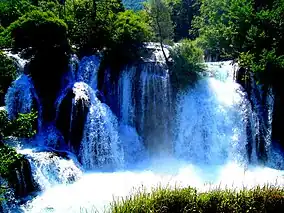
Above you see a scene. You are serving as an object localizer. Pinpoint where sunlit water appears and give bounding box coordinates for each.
[20,160,284,213]
[2,57,282,212]
[18,60,284,213]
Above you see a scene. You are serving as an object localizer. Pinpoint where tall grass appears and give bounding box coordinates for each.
[110,185,284,213]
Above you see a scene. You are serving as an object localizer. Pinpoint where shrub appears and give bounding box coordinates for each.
[0,145,23,179]
[170,39,205,90]
[0,109,9,140]
[0,109,37,139]
[106,9,153,67]
[3,10,69,57]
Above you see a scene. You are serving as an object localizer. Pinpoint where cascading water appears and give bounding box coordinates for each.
[175,61,249,165]
[76,82,124,170]
[4,51,28,74]
[118,63,173,157]
[2,53,283,213]
[5,75,39,120]
[17,148,82,191]
[55,56,125,170]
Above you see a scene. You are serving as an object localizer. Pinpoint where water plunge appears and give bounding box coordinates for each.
[3,56,284,212]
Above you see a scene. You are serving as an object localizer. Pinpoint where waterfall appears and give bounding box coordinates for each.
[4,51,28,74]
[17,148,82,191]
[118,63,173,157]
[2,48,283,213]
[76,56,100,90]
[55,56,124,170]
[174,61,281,166]
[76,82,124,170]
[5,74,41,122]
[174,73,249,165]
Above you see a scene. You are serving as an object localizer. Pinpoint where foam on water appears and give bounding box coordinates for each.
[9,59,284,213]
[20,161,284,213]
[17,148,83,191]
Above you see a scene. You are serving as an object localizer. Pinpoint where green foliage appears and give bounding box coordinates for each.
[0,143,29,201]
[4,10,69,56]
[67,0,125,55]
[0,0,34,28]
[167,0,201,41]
[144,0,174,44]
[0,109,37,139]
[111,186,284,212]
[194,0,284,87]
[0,52,17,105]
[114,10,152,44]
[112,10,153,60]
[8,111,38,138]
[170,39,205,89]
[0,109,9,140]
[0,145,23,179]
[193,0,253,60]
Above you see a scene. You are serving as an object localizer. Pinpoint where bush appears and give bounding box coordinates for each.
[111,186,284,213]
[0,109,37,139]
[105,9,153,68]
[0,52,17,106]
[3,10,69,56]
[0,109,9,140]
[0,0,34,28]
[0,145,23,180]
[170,39,205,90]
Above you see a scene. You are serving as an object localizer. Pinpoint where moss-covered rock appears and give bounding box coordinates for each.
[0,144,37,198]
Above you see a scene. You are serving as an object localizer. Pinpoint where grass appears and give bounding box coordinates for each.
[110,185,284,213]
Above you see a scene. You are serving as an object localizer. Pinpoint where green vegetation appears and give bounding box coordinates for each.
[0,108,37,199]
[0,142,36,200]
[170,39,205,89]
[0,109,37,139]
[5,10,69,55]
[0,52,17,105]
[0,143,24,200]
[111,186,284,212]
[0,144,23,180]
[193,0,284,87]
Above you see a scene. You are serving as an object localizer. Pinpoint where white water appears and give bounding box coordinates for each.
[20,161,284,213]
[17,60,284,213]
[18,148,83,191]
[77,82,124,170]
[5,75,36,119]
[175,62,248,165]
[118,63,172,157]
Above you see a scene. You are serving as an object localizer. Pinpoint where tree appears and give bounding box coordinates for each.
[67,0,124,55]
[193,0,254,61]
[168,0,201,41]
[0,0,35,28]
[104,9,152,70]
[3,10,69,57]
[145,0,174,64]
